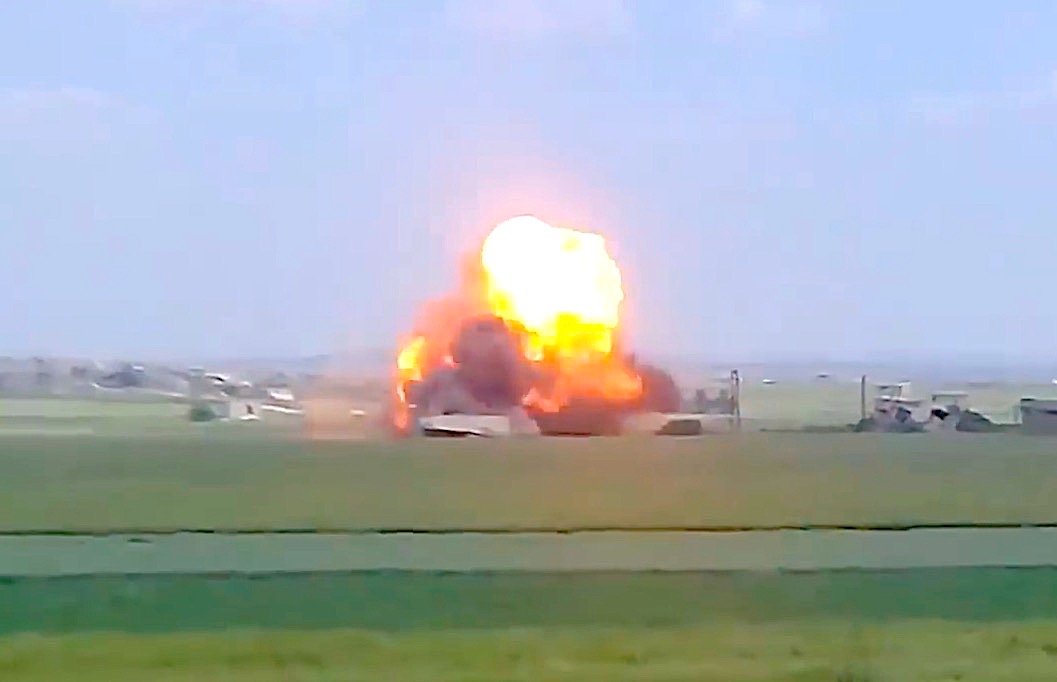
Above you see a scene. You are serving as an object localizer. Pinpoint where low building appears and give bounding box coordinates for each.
[1020,398,1057,435]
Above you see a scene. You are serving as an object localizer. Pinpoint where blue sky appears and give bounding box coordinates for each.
[2,1,1056,363]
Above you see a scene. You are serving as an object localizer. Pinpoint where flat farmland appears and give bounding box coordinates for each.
[2,433,1057,532]
[6,411,1057,680]
[7,569,1057,634]
[6,621,1057,680]
[8,619,1057,682]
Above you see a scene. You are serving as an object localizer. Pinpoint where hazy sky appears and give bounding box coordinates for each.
[2,1,1056,362]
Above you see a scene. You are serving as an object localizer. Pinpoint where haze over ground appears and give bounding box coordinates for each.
[2,1,1055,366]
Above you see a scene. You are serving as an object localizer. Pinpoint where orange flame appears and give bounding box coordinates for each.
[393,215,641,428]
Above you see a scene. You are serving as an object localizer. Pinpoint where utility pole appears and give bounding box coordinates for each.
[860,375,868,421]
[730,369,741,430]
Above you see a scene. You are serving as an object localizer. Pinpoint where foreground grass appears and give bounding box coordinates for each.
[5,621,1057,681]
[4,434,1057,532]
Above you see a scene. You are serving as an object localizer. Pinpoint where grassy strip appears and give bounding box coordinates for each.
[5,569,1057,634]
[4,434,1057,532]
[6,621,1057,681]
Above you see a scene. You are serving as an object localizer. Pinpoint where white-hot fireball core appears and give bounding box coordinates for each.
[480,215,624,355]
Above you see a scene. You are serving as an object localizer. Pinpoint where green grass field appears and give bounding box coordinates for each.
[6,570,1057,680]
[9,620,1057,681]
[7,569,1057,634]
[2,432,1057,532]
[6,395,1057,679]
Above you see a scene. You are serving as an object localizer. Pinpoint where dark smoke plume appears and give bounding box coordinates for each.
[409,315,531,418]
[409,316,682,435]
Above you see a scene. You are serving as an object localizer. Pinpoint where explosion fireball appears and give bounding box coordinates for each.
[393,215,644,432]
[482,216,623,358]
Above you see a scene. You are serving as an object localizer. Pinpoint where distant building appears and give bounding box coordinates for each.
[1020,399,1057,435]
